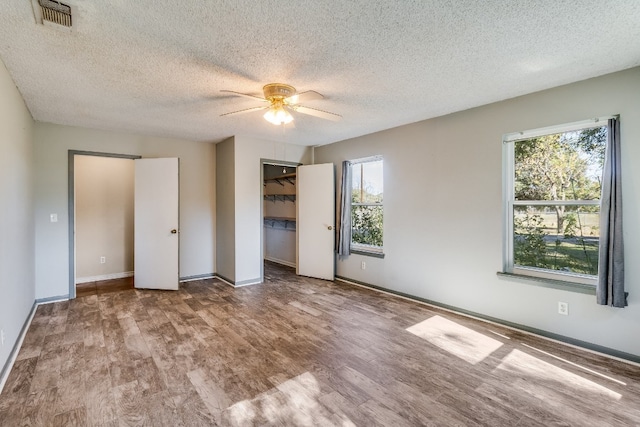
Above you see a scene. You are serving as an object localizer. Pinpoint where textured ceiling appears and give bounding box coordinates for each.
[0,1,639,146]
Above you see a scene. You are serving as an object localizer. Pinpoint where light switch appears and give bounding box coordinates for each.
[50,213,58,223]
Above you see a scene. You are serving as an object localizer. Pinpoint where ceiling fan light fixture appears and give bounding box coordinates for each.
[222,82,340,124]
[264,105,293,125]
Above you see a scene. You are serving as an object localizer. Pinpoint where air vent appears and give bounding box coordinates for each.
[32,0,73,29]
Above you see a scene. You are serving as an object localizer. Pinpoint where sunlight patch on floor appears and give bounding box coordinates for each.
[494,349,621,400]
[225,372,355,426]
[521,343,627,386]
[406,315,503,364]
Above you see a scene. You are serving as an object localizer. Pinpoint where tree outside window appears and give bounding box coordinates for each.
[351,158,383,250]
[512,125,606,277]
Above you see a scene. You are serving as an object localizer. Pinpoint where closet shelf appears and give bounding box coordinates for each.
[264,216,296,222]
[264,173,296,186]
[263,216,296,229]
[264,194,296,203]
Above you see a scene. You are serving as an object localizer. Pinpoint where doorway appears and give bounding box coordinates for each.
[261,159,300,281]
[68,151,140,299]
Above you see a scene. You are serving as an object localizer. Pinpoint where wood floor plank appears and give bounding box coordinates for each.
[52,406,87,427]
[317,390,365,426]
[2,262,639,426]
[144,390,185,427]
[112,380,150,426]
[173,389,218,426]
[288,300,323,317]
[54,369,86,415]
[124,333,152,360]
[15,325,48,361]
[134,357,166,396]
[357,399,415,427]
[18,386,59,426]
[84,367,119,427]
[187,367,231,423]
[48,312,69,336]
[338,364,439,426]
[28,352,63,392]
[1,357,38,400]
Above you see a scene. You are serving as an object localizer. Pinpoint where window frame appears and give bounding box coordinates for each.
[502,117,614,286]
[350,155,384,256]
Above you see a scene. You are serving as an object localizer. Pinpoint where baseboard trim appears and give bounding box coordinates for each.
[75,271,134,284]
[234,277,262,287]
[264,257,296,268]
[335,275,640,366]
[213,273,236,288]
[212,273,263,288]
[36,294,70,304]
[182,272,265,288]
[0,302,37,394]
[180,273,215,282]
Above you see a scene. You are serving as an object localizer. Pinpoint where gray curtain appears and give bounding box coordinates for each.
[597,118,627,307]
[338,161,352,257]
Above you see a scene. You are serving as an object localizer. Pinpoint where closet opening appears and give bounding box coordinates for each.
[261,160,300,280]
[68,151,140,298]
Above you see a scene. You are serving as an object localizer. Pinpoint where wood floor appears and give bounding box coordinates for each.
[76,277,134,298]
[1,262,639,426]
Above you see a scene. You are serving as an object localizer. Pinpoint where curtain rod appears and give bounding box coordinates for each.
[504,115,618,143]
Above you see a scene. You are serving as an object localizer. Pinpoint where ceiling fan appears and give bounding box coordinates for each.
[220,83,342,125]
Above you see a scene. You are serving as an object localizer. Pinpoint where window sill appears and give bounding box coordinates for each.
[351,248,385,259]
[497,271,596,295]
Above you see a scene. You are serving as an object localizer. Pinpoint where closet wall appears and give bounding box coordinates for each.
[216,136,309,285]
[263,164,296,267]
[75,155,134,282]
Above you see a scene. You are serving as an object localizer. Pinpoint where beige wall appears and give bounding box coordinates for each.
[264,226,296,267]
[75,155,134,280]
[215,137,235,282]
[34,123,216,299]
[235,136,311,284]
[216,136,310,285]
[315,67,640,357]
[0,59,35,372]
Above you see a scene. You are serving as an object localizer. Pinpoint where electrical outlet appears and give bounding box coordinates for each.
[100,256,106,264]
[558,302,569,315]
[50,213,58,223]
[361,261,366,270]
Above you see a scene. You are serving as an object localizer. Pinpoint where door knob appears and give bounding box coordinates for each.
[327,226,333,230]
[171,229,177,234]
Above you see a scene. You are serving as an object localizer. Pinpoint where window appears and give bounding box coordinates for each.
[504,119,608,284]
[351,157,383,254]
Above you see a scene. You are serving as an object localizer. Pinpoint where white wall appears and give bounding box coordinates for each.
[33,123,216,299]
[0,59,35,372]
[75,155,134,280]
[315,67,640,357]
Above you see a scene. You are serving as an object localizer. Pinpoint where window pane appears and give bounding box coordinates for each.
[513,205,599,275]
[352,163,361,197]
[514,126,606,201]
[352,205,383,247]
[352,160,383,203]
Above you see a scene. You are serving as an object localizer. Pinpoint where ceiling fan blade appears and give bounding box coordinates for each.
[286,90,324,105]
[220,90,268,102]
[220,106,267,117]
[292,105,342,122]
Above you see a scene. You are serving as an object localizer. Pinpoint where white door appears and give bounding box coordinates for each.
[297,163,335,280]
[134,158,179,290]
